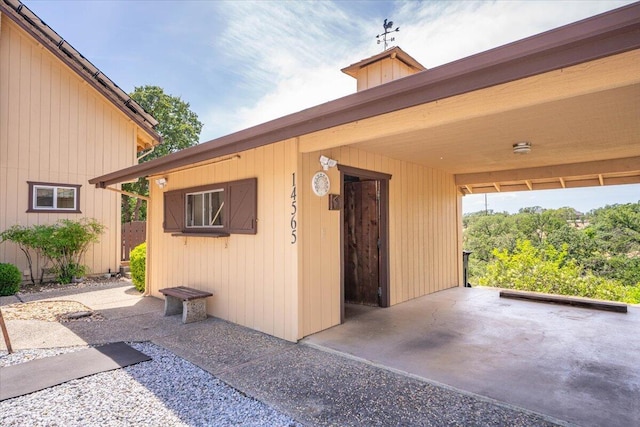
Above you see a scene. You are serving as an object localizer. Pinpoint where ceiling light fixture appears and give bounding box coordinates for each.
[513,141,532,154]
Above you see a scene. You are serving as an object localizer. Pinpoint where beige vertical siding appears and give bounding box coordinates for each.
[298,151,342,336]
[143,127,458,343]
[356,56,418,91]
[0,16,137,278]
[146,139,300,342]
[300,146,460,337]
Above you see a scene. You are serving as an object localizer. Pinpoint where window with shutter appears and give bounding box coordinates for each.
[163,191,184,232]
[162,178,257,236]
[228,178,257,234]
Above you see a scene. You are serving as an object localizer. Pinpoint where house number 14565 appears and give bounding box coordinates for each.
[290,173,297,244]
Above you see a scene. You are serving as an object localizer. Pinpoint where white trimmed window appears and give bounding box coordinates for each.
[186,188,224,228]
[28,182,81,213]
[163,178,257,236]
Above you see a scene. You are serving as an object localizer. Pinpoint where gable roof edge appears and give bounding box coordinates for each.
[1,0,162,145]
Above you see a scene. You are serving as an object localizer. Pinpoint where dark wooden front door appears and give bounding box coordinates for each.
[344,180,380,306]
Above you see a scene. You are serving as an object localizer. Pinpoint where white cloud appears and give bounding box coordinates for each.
[214,1,363,91]
[199,0,371,140]
[201,0,631,141]
[200,63,355,141]
[236,65,354,130]
[391,0,631,67]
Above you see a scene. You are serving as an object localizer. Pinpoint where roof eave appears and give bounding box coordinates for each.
[89,2,640,188]
[0,0,162,145]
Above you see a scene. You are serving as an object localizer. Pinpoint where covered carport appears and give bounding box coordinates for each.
[297,7,639,326]
[304,5,639,426]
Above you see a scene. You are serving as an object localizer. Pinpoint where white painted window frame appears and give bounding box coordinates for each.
[185,188,225,229]
[32,184,79,211]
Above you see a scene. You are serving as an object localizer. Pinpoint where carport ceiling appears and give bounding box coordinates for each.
[301,50,640,195]
[358,85,638,175]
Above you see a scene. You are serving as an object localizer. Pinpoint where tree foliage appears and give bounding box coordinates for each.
[122,85,203,222]
[463,211,518,279]
[479,240,640,304]
[588,202,640,255]
[464,201,640,302]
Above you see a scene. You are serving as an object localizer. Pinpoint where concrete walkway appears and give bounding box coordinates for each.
[1,282,631,426]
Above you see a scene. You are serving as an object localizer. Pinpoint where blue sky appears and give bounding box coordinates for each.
[23,0,638,214]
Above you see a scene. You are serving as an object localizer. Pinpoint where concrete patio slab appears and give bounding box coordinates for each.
[1,319,90,349]
[304,286,640,427]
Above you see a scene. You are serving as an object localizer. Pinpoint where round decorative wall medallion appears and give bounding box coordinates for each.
[312,171,330,196]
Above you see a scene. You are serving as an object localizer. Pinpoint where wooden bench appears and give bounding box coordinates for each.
[158,286,213,323]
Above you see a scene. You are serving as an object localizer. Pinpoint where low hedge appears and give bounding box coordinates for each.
[130,242,146,292]
[0,263,22,296]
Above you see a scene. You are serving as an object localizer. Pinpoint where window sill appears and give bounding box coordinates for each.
[27,209,81,214]
[170,232,230,238]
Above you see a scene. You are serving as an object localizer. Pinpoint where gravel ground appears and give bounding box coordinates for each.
[1,300,102,322]
[0,342,300,427]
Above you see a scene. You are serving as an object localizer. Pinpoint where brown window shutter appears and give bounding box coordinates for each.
[163,190,184,232]
[228,178,257,234]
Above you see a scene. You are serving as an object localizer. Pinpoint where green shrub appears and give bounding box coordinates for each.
[478,240,640,304]
[130,242,146,292]
[0,263,22,296]
[0,225,48,285]
[1,219,104,285]
[44,219,104,284]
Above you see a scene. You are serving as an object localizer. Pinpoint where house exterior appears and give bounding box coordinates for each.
[0,0,161,279]
[91,4,640,342]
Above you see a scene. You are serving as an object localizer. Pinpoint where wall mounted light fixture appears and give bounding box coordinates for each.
[319,155,338,171]
[155,177,167,188]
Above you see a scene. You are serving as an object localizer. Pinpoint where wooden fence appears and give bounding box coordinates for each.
[121,221,146,261]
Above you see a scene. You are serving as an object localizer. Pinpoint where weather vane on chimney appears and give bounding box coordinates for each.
[376,18,399,51]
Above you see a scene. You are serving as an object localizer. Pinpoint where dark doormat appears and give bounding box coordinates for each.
[0,342,151,401]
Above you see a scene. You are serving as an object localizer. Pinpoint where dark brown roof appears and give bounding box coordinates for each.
[90,2,640,188]
[1,0,162,145]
